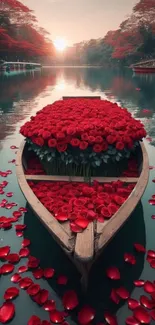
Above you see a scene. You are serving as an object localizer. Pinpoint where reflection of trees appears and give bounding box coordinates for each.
[0,69,57,141]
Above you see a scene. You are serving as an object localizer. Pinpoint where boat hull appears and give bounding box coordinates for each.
[133,67,155,73]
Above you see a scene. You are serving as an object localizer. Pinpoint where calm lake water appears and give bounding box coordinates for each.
[0,67,155,324]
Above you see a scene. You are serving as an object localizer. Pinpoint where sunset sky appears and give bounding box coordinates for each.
[22,0,137,44]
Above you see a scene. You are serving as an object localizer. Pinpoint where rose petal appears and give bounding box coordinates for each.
[75,218,90,229]
[13,211,22,218]
[147,250,155,259]
[16,231,23,237]
[134,280,144,287]
[78,306,96,325]
[140,295,154,309]
[106,266,120,280]
[125,316,140,325]
[37,289,49,305]
[62,290,79,310]
[10,145,18,149]
[15,224,26,231]
[1,263,14,274]
[110,289,120,304]
[149,199,155,205]
[21,238,31,247]
[32,268,43,279]
[116,287,129,300]
[0,246,10,258]
[144,281,155,293]
[18,265,28,273]
[150,309,155,320]
[50,310,64,323]
[19,277,33,289]
[43,300,56,311]
[6,192,13,198]
[0,301,15,323]
[55,213,68,221]
[42,321,51,325]
[7,253,20,264]
[11,273,21,283]
[134,243,146,253]
[19,248,30,258]
[70,222,83,233]
[104,312,118,325]
[27,284,40,296]
[124,253,136,265]
[19,207,27,212]
[28,256,40,268]
[151,215,155,219]
[150,260,155,268]
[133,307,151,324]
[28,315,41,325]
[43,268,55,278]
[4,287,19,300]
[57,275,68,285]
[128,298,140,310]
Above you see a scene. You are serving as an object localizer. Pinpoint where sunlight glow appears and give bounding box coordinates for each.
[53,38,67,52]
[55,79,66,90]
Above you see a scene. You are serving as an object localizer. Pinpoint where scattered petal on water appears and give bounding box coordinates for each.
[147,250,155,259]
[28,315,41,325]
[42,321,51,325]
[13,211,22,218]
[19,207,27,213]
[50,310,64,323]
[10,145,18,149]
[19,277,33,289]
[140,295,154,309]
[124,253,136,265]
[150,310,155,320]
[6,192,13,198]
[104,311,118,325]
[22,238,31,247]
[28,256,40,269]
[106,266,120,280]
[15,224,26,231]
[0,246,10,258]
[134,243,146,253]
[151,215,155,219]
[133,307,151,324]
[43,300,56,311]
[134,280,144,287]
[19,248,30,258]
[4,287,19,300]
[125,316,140,325]
[78,306,96,325]
[116,287,129,300]
[43,268,55,278]
[128,298,140,310]
[148,199,155,205]
[7,253,20,264]
[110,289,120,304]
[16,231,23,237]
[27,284,40,296]
[11,273,21,283]
[32,268,43,279]
[1,263,14,274]
[62,290,79,310]
[0,301,15,323]
[18,265,28,273]
[150,260,155,268]
[37,289,49,305]
[144,281,155,293]
[57,275,68,285]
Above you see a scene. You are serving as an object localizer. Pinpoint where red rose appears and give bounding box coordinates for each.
[107,135,116,144]
[57,143,67,152]
[93,144,103,153]
[48,139,57,148]
[95,136,103,144]
[42,131,51,139]
[116,142,125,150]
[79,141,88,150]
[70,138,80,147]
[34,137,44,146]
[102,141,108,151]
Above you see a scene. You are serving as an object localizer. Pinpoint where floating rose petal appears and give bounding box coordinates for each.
[0,190,5,195]
[62,290,79,310]
[35,289,49,305]
[7,253,20,264]
[150,260,155,268]
[19,277,33,289]
[140,295,154,309]
[6,170,12,175]
[150,310,155,320]
[0,217,8,224]
[43,268,55,278]
[5,204,14,209]
[134,280,145,287]
[43,299,56,311]
[8,159,16,163]
[0,301,15,323]
[55,214,68,221]
[27,284,40,296]
[125,316,140,325]
[151,215,155,219]
[10,145,18,149]
[28,256,40,269]
[116,287,129,300]
[134,243,146,253]
[136,88,141,91]
[0,246,10,258]
[28,315,41,325]
[144,281,155,293]
[4,287,19,300]
[78,306,96,325]
[106,266,120,280]
[75,218,90,229]
[32,268,43,279]
[70,222,83,233]
[11,273,21,283]
[124,253,136,265]
[57,275,68,285]
[128,298,140,310]
[15,224,26,231]
[42,321,51,325]
[18,265,28,273]
[19,248,30,258]
[149,199,155,205]
[147,250,155,259]
[134,307,151,324]
[1,263,14,274]
[22,238,31,247]
[13,211,22,218]
[149,166,155,170]
[110,289,120,304]
[50,310,64,323]
[2,222,12,230]
[104,312,118,325]
[16,231,23,237]
[6,192,13,198]
[19,207,27,213]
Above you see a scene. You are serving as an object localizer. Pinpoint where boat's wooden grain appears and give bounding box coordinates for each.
[75,222,94,262]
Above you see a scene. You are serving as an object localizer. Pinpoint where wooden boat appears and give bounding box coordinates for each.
[16,96,149,291]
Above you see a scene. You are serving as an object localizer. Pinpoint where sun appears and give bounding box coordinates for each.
[53,38,67,52]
